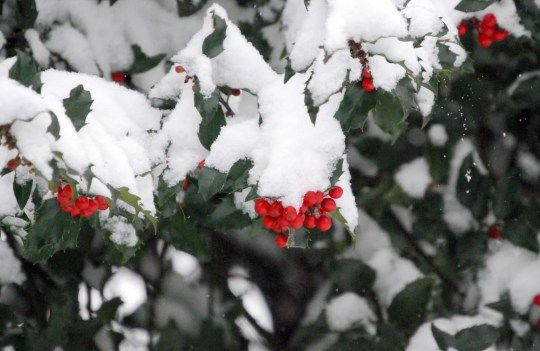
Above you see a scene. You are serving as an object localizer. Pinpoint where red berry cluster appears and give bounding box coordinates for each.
[254,186,343,248]
[348,40,376,93]
[56,184,109,218]
[111,71,127,84]
[458,13,509,47]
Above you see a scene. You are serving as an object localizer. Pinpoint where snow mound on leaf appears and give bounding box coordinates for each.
[161,5,358,230]
[0,62,160,215]
[325,292,375,333]
[0,239,25,285]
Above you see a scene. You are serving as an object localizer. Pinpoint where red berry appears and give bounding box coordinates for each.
[75,196,90,210]
[328,186,343,199]
[231,89,241,96]
[316,216,332,232]
[262,216,275,230]
[254,199,270,216]
[362,78,376,93]
[57,184,74,205]
[95,195,109,210]
[321,198,337,212]
[291,214,304,230]
[533,294,540,306]
[175,65,185,73]
[304,215,317,229]
[493,29,509,41]
[275,233,288,248]
[472,19,481,30]
[182,179,190,190]
[70,207,81,217]
[111,71,126,83]
[483,27,495,38]
[478,33,493,47]
[362,67,372,80]
[88,199,99,212]
[458,21,468,36]
[197,159,205,170]
[268,201,283,218]
[488,225,502,239]
[314,191,324,205]
[482,13,497,28]
[283,206,297,222]
[299,204,308,214]
[6,158,19,171]
[304,191,318,207]
[81,208,94,218]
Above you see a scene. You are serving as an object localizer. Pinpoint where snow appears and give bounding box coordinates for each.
[394,157,432,199]
[428,124,449,147]
[417,86,435,118]
[24,29,50,68]
[0,239,25,285]
[103,268,147,317]
[103,216,138,247]
[0,79,48,125]
[325,292,375,333]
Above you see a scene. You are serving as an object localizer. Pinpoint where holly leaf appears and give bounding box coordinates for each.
[332,259,376,294]
[47,112,61,139]
[13,178,33,210]
[225,159,253,193]
[304,86,319,124]
[206,197,251,230]
[456,154,490,220]
[454,324,499,351]
[334,86,377,132]
[329,158,344,186]
[284,58,295,83]
[97,297,122,323]
[245,185,258,201]
[437,43,458,68]
[372,91,406,143]
[431,324,455,351]
[63,85,93,132]
[9,50,42,93]
[455,0,497,12]
[24,199,81,263]
[194,89,226,150]
[202,14,227,59]
[493,169,520,219]
[14,0,37,29]
[503,215,538,252]
[161,213,210,261]
[198,167,227,200]
[388,277,433,332]
[129,45,166,74]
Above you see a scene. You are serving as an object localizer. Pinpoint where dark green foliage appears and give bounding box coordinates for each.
[63,85,93,131]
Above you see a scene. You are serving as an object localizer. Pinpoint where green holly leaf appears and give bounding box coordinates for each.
[329,158,344,186]
[456,154,490,220]
[332,259,376,294]
[198,167,227,200]
[225,158,253,193]
[14,0,37,29]
[202,14,227,59]
[284,58,295,83]
[437,43,458,68]
[97,297,122,323]
[194,89,226,150]
[13,178,33,210]
[372,91,406,143]
[388,277,433,332]
[63,85,93,132]
[431,324,455,351]
[454,324,499,351]
[455,0,497,12]
[129,45,166,74]
[161,213,210,261]
[206,197,251,230]
[9,50,42,93]
[334,86,377,132]
[503,215,539,252]
[24,199,81,263]
[305,85,319,124]
[493,169,520,219]
[245,185,258,201]
[47,112,61,140]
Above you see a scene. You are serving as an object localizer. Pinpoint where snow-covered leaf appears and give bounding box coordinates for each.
[13,178,32,210]
[202,14,227,59]
[455,0,497,12]
[388,277,433,332]
[334,86,376,132]
[194,89,226,150]
[9,50,42,93]
[129,45,166,74]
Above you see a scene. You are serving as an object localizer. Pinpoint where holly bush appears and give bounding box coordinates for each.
[0,0,539,350]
